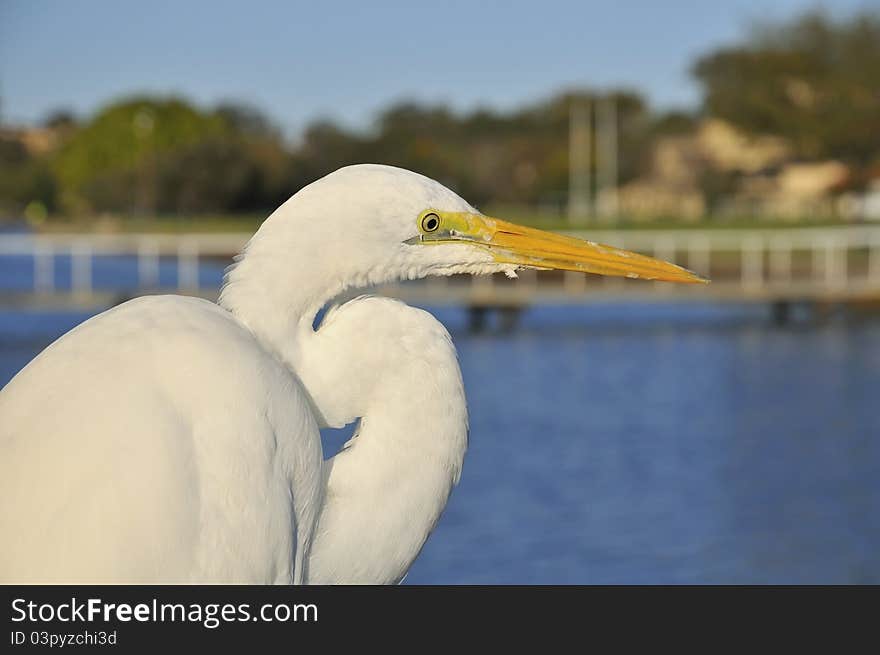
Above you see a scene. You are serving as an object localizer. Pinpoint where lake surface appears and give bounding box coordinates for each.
[1,255,878,583]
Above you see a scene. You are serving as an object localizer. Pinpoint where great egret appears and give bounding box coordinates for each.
[0,165,705,583]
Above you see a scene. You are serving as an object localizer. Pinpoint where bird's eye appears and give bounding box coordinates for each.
[421,213,440,232]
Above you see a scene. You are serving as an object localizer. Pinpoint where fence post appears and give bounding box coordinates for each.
[811,236,823,284]
[34,242,55,294]
[870,232,880,284]
[71,240,93,297]
[138,239,160,289]
[178,240,200,291]
[653,236,676,292]
[823,236,845,290]
[741,235,764,290]
[768,236,792,284]
[687,234,711,281]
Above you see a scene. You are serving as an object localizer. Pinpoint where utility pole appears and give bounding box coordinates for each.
[596,95,618,220]
[568,97,592,224]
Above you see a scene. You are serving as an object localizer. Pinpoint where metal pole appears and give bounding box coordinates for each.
[597,96,618,220]
[568,98,591,224]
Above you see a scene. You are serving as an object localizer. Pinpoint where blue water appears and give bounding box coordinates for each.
[408,306,880,584]
[1,256,879,583]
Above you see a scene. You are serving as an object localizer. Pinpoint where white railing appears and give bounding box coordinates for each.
[1,226,880,306]
[0,233,247,296]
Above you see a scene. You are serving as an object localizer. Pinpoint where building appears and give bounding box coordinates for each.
[616,118,859,221]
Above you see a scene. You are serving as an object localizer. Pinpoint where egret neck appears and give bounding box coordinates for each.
[219,184,472,584]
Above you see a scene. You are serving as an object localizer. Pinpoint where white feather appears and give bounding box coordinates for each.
[0,164,508,583]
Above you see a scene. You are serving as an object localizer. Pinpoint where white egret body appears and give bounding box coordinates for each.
[0,165,704,583]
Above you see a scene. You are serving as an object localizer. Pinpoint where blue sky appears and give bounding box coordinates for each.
[0,0,873,137]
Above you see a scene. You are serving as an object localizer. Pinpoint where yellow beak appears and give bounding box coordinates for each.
[416,211,709,284]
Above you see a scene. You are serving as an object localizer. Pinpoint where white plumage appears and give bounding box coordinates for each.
[0,164,703,583]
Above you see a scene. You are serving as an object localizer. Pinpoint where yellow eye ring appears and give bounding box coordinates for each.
[421,213,440,232]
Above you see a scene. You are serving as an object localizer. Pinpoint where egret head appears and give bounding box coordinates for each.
[221,164,706,337]
[258,164,706,286]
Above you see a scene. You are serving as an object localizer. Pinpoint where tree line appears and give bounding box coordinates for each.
[1,9,877,220]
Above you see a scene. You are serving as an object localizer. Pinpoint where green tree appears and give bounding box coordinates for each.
[693,10,880,164]
[50,97,297,215]
[278,90,654,210]
[53,97,228,213]
[0,136,56,218]
[13,88,663,219]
